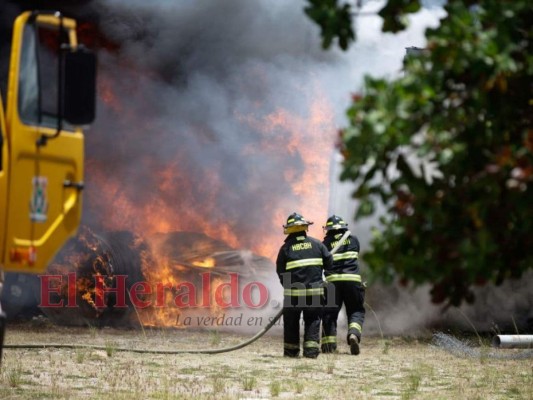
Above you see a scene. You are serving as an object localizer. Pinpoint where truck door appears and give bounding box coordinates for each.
[2,12,95,273]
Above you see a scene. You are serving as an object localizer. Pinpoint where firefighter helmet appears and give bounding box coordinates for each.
[323,215,348,232]
[283,212,313,234]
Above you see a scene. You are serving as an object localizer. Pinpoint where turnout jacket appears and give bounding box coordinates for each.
[322,231,361,283]
[276,232,332,295]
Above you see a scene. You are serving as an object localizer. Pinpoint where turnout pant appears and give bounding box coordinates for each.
[283,294,322,358]
[321,281,365,352]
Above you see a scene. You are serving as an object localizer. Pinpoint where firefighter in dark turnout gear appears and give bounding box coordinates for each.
[321,215,365,355]
[276,213,332,358]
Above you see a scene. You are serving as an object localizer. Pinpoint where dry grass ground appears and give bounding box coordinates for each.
[0,321,531,399]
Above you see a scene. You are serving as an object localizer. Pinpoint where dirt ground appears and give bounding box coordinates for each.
[0,320,532,399]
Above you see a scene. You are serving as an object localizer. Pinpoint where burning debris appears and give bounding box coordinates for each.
[38,226,275,327]
[147,231,273,279]
[41,226,146,326]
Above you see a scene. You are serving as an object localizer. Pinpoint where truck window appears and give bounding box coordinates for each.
[18,22,73,131]
[18,25,38,125]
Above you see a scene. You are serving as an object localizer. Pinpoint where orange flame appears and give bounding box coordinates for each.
[81,68,337,327]
[192,257,216,268]
[88,74,335,262]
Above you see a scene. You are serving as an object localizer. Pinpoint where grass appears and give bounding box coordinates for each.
[74,347,87,363]
[211,375,226,393]
[1,324,532,399]
[209,329,221,346]
[382,338,391,354]
[325,355,336,374]
[105,340,117,357]
[241,376,256,391]
[401,369,422,400]
[5,364,24,388]
[269,381,281,397]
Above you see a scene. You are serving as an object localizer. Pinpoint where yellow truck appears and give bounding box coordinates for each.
[0,11,96,356]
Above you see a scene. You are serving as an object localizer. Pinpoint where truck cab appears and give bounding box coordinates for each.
[0,11,96,356]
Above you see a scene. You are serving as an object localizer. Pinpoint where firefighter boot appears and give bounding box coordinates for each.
[283,343,300,358]
[348,334,360,355]
[303,341,320,358]
[321,336,337,354]
[303,350,319,359]
[321,343,337,354]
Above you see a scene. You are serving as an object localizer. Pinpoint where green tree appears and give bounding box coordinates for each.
[305,0,533,306]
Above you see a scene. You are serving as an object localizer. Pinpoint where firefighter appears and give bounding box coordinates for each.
[321,215,365,355]
[276,212,332,358]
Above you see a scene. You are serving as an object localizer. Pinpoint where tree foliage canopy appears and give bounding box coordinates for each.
[305,0,533,306]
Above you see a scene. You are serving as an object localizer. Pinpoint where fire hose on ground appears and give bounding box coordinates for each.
[3,231,351,355]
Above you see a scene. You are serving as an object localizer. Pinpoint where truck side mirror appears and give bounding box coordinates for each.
[63,48,96,126]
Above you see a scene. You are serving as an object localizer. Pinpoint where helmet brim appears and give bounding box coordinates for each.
[283,225,310,234]
[283,220,314,229]
[283,220,313,234]
[323,224,347,231]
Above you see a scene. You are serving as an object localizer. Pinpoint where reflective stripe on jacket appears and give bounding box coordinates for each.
[276,232,332,291]
[325,273,361,282]
[322,231,361,278]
